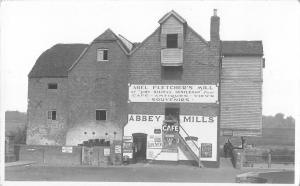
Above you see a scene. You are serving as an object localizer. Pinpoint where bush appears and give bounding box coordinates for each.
[8,126,27,144]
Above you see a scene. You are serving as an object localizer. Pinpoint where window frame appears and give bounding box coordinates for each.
[47,110,57,121]
[96,109,107,121]
[97,49,109,62]
[166,34,178,48]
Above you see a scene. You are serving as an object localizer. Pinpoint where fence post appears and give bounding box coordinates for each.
[43,148,45,164]
[198,147,201,168]
[240,152,243,169]
[81,146,84,165]
[268,153,271,168]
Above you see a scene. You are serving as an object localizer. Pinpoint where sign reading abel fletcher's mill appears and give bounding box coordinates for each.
[129,84,218,103]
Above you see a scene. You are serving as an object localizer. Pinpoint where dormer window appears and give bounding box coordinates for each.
[167,34,178,48]
[97,49,108,61]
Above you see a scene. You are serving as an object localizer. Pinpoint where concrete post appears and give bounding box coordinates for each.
[43,148,45,164]
[268,153,271,168]
[81,146,84,165]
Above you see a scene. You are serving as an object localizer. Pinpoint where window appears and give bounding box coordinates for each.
[47,110,56,120]
[97,49,108,61]
[96,110,107,121]
[167,34,178,48]
[48,83,57,89]
[165,107,180,122]
[161,66,183,80]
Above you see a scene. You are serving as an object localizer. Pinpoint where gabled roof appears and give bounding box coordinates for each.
[158,10,187,24]
[93,28,131,54]
[93,28,118,42]
[221,41,263,56]
[28,44,88,78]
[67,29,132,72]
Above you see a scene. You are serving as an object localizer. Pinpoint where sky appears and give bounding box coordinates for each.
[1,1,300,118]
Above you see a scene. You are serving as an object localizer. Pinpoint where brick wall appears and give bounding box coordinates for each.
[129,26,220,116]
[27,78,69,145]
[67,41,129,145]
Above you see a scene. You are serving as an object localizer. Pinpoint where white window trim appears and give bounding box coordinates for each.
[47,110,57,121]
[97,49,109,62]
[96,109,107,121]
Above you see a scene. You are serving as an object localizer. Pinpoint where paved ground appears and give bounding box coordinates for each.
[4,158,294,183]
[4,164,294,183]
[258,171,295,184]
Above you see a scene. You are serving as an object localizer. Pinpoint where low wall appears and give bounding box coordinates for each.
[19,143,122,166]
[19,145,82,166]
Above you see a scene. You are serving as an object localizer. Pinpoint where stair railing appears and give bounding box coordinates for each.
[178,125,203,167]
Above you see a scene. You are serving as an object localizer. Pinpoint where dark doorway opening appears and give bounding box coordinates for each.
[132,133,147,162]
[165,106,180,122]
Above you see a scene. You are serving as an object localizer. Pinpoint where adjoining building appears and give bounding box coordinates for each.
[26,10,264,167]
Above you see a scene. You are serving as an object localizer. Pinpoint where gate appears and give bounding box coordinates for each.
[82,146,93,165]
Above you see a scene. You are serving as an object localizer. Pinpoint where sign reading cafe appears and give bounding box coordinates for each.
[129,84,218,103]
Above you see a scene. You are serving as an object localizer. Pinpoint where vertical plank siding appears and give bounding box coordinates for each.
[161,16,183,34]
[221,57,263,136]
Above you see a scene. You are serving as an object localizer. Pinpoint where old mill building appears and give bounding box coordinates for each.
[27,10,264,167]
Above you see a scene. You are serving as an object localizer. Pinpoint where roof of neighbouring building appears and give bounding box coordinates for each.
[221,41,263,56]
[28,44,88,78]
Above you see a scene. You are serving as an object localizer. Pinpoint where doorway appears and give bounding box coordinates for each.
[132,133,147,162]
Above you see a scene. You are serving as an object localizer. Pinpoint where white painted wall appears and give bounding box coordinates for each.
[180,115,218,161]
[124,114,218,162]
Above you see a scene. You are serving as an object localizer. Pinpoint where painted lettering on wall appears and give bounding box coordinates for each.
[182,116,215,123]
[162,124,179,132]
[128,114,163,122]
[129,84,218,103]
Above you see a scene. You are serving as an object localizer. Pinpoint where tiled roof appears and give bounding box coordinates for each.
[29,40,263,78]
[93,28,118,42]
[28,44,88,78]
[93,29,131,53]
[221,41,263,56]
[132,42,141,50]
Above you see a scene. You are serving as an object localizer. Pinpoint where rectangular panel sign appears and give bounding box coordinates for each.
[104,148,110,156]
[129,84,218,103]
[201,143,212,158]
[115,145,122,154]
[62,146,72,153]
[123,142,133,153]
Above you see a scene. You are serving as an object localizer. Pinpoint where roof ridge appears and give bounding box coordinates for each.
[158,10,187,24]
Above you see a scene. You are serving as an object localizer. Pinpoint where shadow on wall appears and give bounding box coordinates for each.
[66,122,122,146]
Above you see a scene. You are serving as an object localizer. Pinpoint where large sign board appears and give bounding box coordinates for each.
[129,84,218,103]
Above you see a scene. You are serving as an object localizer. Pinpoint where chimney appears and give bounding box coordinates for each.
[210,9,220,42]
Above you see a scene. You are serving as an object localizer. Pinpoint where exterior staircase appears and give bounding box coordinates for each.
[177,125,203,167]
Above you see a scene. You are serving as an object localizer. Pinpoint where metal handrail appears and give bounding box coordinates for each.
[178,125,203,167]
[178,125,200,151]
[162,119,202,166]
